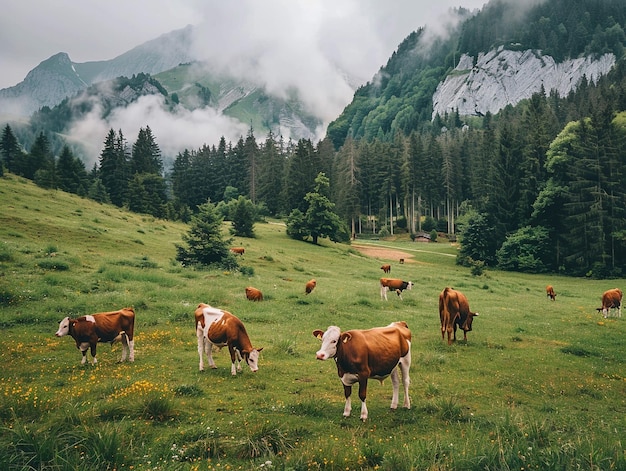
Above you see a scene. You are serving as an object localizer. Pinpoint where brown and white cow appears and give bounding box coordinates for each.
[546,285,556,301]
[305,279,317,295]
[230,247,245,255]
[55,307,135,365]
[195,303,262,375]
[380,264,391,274]
[245,286,263,302]
[598,288,623,318]
[380,278,413,300]
[439,287,479,345]
[313,321,411,420]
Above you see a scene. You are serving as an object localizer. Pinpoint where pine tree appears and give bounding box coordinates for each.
[56,146,88,194]
[257,132,285,216]
[1,124,24,175]
[175,200,237,269]
[303,173,345,245]
[99,129,129,207]
[230,196,256,238]
[131,126,163,175]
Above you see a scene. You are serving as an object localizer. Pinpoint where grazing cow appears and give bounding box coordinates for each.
[312,321,411,421]
[245,286,263,302]
[195,303,262,375]
[399,258,405,264]
[598,288,623,318]
[380,278,413,300]
[55,308,135,365]
[305,279,317,295]
[380,264,391,274]
[546,285,556,301]
[230,247,245,255]
[439,287,478,345]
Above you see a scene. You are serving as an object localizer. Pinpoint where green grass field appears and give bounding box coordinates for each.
[0,174,624,470]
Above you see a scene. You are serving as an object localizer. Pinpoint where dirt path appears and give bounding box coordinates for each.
[351,243,415,262]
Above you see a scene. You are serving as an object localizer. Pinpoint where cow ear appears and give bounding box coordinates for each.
[313,330,324,339]
[341,333,352,343]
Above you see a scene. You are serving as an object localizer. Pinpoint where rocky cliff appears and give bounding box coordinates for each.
[432,47,616,119]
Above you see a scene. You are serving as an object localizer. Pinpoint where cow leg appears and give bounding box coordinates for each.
[197,325,205,370]
[229,346,238,376]
[357,378,369,420]
[78,342,90,365]
[119,333,129,362]
[340,373,359,417]
[343,384,352,417]
[399,349,411,409]
[236,349,243,372]
[380,285,387,301]
[390,367,400,410]
[128,338,135,362]
[90,343,98,365]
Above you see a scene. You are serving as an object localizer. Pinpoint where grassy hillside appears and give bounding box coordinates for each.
[0,174,624,470]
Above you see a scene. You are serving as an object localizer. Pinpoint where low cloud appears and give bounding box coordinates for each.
[68,95,249,168]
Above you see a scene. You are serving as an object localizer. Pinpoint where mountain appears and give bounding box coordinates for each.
[431,48,616,119]
[0,24,322,143]
[326,0,626,147]
[0,52,87,117]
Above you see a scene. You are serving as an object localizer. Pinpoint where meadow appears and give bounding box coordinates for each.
[0,173,624,470]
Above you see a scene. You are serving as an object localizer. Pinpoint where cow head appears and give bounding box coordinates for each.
[313,326,343,360]
[243,348,263,372]
[463,312,479,332]
[55,317,72,337]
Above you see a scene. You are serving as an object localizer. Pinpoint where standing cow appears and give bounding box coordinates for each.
[312,321,411,420]
[195,303,262,375]
[245,286,263,301]
[546,285,556,301]
[598,288,622,318]
[439,287,479,345]
[380,278,413,300]
[305,279,317,295]
[55,307,135,364]
[380,264,391,274]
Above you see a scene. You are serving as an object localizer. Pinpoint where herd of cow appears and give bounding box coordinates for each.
[53,260,623,421]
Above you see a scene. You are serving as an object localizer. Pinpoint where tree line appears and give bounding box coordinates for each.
[3,58,626,276]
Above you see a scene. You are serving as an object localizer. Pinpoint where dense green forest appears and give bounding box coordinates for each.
[3,0,626,278]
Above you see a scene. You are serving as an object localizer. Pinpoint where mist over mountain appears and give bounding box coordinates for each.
[2,0,625,166]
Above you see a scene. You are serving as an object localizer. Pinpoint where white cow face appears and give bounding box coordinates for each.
[313,326,341,360]
[246,348,263,372]
[55,317,71,337]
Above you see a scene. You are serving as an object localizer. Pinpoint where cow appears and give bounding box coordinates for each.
[439,287,478,345]
[399,258,405,264]
[195,303,262,375]
[230,247,245,255]
[245,286,263,302]
[380,278,413,300]
[546,285,556,301]
[55,307,135,365]
[598,288,623,318]
[380,264,391,274]
[305,279,317,295]
[312,321,411,421]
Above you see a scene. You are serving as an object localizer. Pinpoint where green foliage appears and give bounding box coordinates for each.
[230,196,256,238]
[496,225,551,272]
[175,200,238,269]
[457,210,498,266]
[285,208,309,241]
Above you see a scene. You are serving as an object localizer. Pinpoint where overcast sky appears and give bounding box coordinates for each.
[0,0,487,163]
[0,0,487,90]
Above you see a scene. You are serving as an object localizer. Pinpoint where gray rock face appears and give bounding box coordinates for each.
[432,47,616,119]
